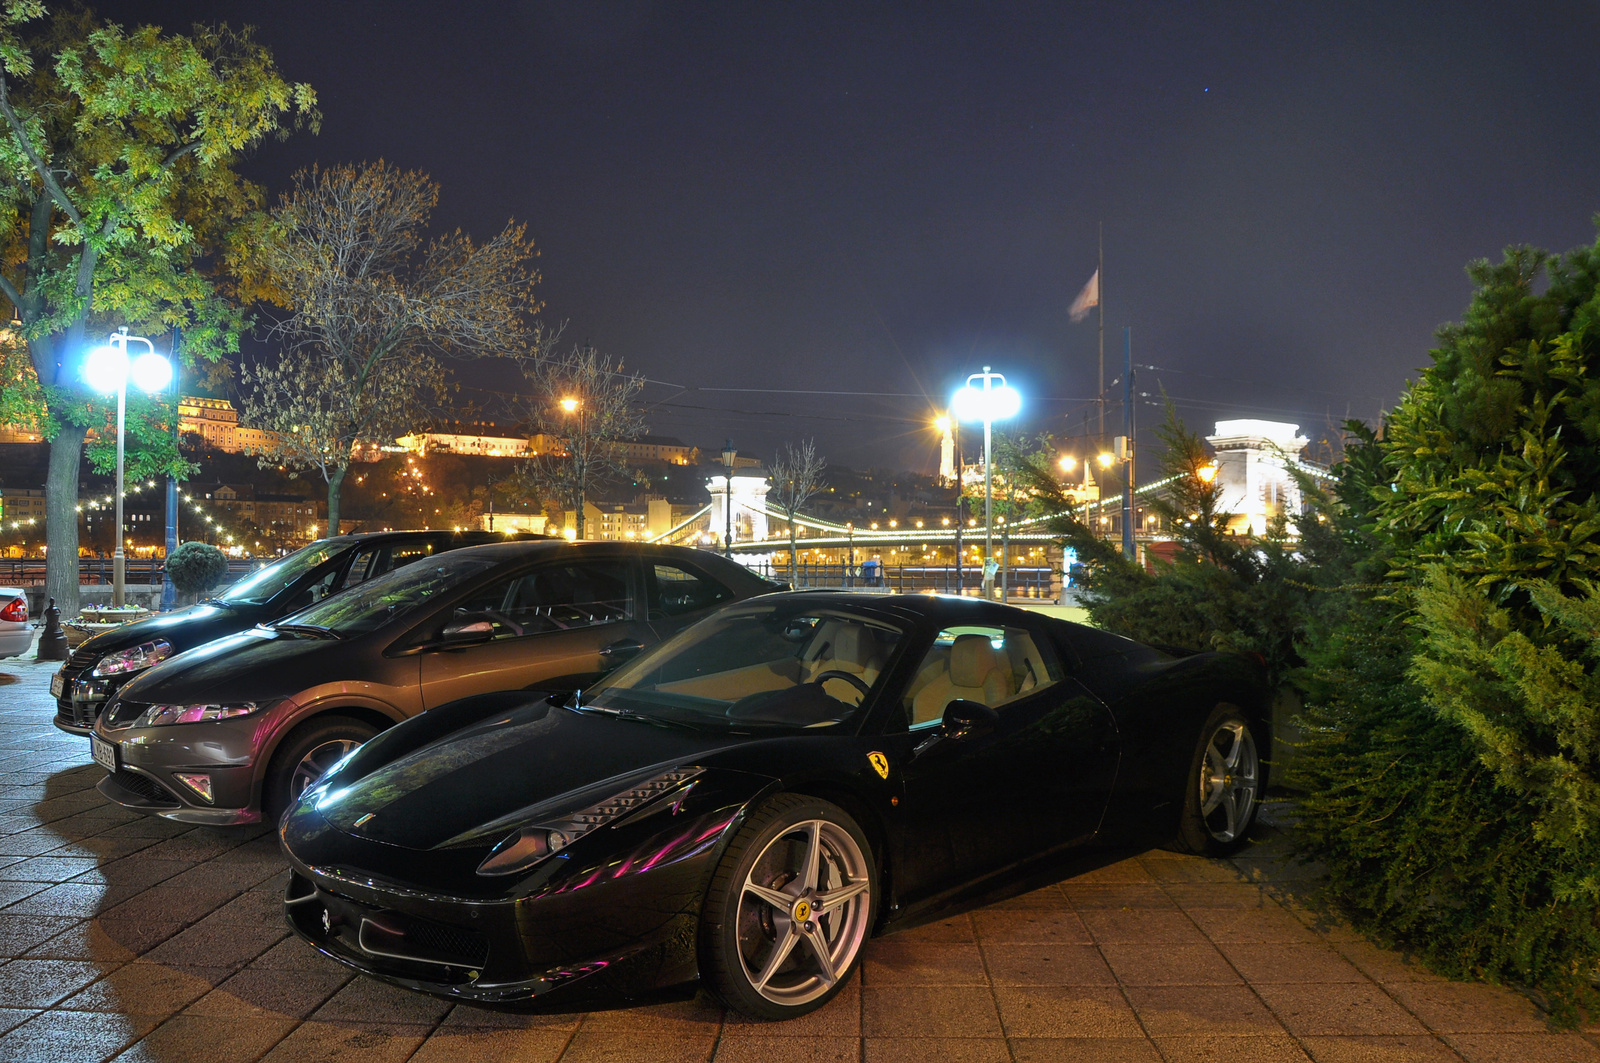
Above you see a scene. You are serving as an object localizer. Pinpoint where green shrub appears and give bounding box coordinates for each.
[1292,226,1600,1019]
[165,541,229,599]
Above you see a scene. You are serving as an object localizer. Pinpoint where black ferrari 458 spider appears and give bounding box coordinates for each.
[279,591,1268,1020]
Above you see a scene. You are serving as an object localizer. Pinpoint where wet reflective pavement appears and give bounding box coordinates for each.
[1,648,1596,1062]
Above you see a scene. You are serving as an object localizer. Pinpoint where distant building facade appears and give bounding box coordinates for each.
[177,395,280,455]
[1205,419,1316,536]
[563,499,688,541]
[395,426,531,458]
[618,436,700,466]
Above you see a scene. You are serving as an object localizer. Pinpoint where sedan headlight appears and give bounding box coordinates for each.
[91,640,173,677]
[134,702,267,727]
[474,767,704,877]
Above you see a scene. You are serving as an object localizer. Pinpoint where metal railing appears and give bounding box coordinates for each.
[0,557,259,587]
[747,561,1056,598]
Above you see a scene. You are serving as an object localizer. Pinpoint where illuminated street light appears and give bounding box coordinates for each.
[721,439,737,559]
[560,397,588,536]
[1058,454,1077,473]
[1097,452,1115,468]
[83,328,171,608]
[951,366,1021,601]
[1196,462,1219,483]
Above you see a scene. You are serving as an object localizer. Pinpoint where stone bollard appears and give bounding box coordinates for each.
[36,597,67,661]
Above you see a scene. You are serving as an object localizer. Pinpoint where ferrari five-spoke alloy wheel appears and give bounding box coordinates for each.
[702,794,876,1019]
[264,716,379,822]
[1175,705,1261,855]
[1199,719,1258,843]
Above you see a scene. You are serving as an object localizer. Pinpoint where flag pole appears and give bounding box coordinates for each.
[1097,222,1105,442]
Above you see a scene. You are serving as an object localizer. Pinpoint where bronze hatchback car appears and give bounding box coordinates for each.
[90,540,779,825]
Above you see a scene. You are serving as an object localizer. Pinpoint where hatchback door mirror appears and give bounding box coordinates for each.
[439,617,495,646]
[939,699,999,741]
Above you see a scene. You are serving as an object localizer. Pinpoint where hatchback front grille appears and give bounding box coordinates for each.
[104,700,147,729]
[65,644,101,673]
[55,645,103,710]
[105,769,179,806]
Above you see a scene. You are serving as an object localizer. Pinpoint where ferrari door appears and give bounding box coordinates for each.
[891,621,1118,902]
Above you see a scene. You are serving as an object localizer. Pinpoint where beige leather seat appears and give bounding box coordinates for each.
[911,633,1013,725]
[805,622,883,689]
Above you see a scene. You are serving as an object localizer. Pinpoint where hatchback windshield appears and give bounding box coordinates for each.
[274,554,498,638]
[584,603,905,731]
[215,540,338,605]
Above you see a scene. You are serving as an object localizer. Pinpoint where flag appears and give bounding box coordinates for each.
[1069,269,1099,323]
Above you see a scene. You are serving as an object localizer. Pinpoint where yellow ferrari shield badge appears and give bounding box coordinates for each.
[867,752,890,779]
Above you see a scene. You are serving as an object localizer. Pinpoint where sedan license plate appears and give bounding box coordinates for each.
[90,734,117,773]
[50,673,64,699]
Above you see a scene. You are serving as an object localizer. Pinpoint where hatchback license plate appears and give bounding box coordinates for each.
[50,673,64,699]
[90,734,117,773]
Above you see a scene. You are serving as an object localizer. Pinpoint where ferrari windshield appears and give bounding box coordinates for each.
[584,603,905,731]
[275,554,497,637]
[215,540,339,605]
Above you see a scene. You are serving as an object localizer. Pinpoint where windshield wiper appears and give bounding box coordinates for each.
[273,623,342,640]
[569,701,704,731]
[198,597,240,608]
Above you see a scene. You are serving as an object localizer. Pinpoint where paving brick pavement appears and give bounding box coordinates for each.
[1,639,1597,1062]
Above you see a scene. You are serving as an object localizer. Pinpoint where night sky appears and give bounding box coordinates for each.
[111,1,1600,471]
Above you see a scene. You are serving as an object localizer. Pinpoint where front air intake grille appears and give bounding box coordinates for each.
[103,701,147,730]
[105,769,179,806]
[65,644,101,673]
[55,645,103,710]
[393,915,490,968]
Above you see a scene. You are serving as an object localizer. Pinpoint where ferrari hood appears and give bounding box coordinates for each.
[316,703,743,851]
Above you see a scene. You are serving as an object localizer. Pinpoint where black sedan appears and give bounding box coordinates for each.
[52,529,543,734]
[279,591,1268,1020]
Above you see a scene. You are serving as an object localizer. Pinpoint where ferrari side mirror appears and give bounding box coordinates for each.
[939,699,999,742]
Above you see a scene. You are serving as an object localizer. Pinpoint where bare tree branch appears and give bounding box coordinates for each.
[245,161,541,532]
[770,439,826,579]
[510,341,645,538]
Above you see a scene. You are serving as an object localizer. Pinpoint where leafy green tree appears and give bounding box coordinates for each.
[1014,406,1313,691]
[0,3,316,613]
[1292,225,1600,1018]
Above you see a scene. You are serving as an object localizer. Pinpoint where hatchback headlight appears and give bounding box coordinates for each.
[91,640,173,677]
[134,702,267,727]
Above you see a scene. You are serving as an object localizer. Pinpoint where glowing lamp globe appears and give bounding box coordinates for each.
[83,345,129,393]
[130,351,173,392]
[950,370,1021,424]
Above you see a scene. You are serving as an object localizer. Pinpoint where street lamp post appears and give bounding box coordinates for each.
[938,414,966,596]
[161,328,180,611]
[560,396,586,537]
[845,521,854,588]
[952,366,1021,601]
[83,328,172,608]
[720,439,737,559]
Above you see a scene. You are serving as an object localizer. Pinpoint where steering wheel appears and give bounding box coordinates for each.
[812,670,871,697]
[478,609,525,636]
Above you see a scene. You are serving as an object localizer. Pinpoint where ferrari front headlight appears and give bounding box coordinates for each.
[472,767,703,877]
[91,640,173,677]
